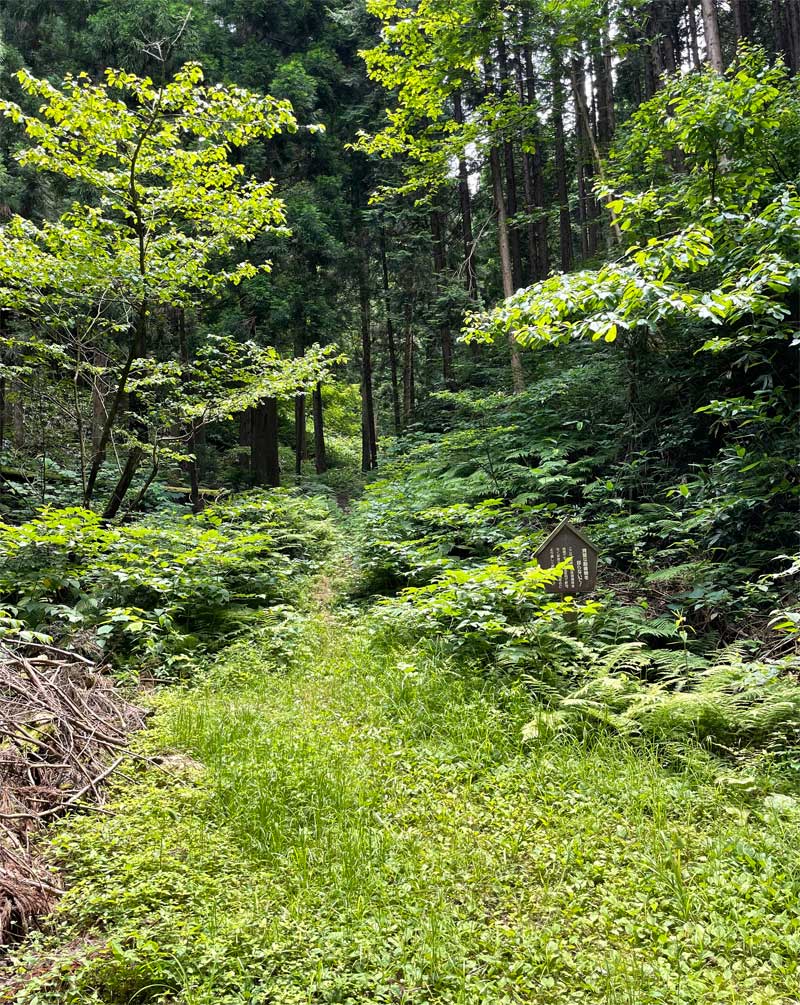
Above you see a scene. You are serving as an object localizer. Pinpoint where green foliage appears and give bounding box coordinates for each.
[0,489,334,673]
[0,62,297,311]
[380,555,599,656]
[8,607,800,1005]
[539,649,800,754]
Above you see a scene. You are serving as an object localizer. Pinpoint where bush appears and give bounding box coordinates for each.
[0,488,335,674]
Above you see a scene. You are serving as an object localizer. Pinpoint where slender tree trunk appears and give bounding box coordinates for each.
[701,0,724,71]
[514,48,544,282]
[102,443,145,519]
[294,393,306,476]
[358,235,377,471]
[402,297,414,425]
[497,36,523,288]
[86,282,150,510]
[379,227,402,433]
[251,398,280,487]
[453,91,479,301]
[430,209,455,387]
[687,0,702,69]
[239,409,252,476]
[732,0,753,41]
[72,344,87,499]
[176,309,200,512]
[774,0,800,72]
[91,349,109,458]
[101,299,148,522]
[571,55,600,257]
[593,11,616,150]
[570,57,623,246]
[312,382,327,474]
[522,47,549,281]
[552,54,573,274]
[489,145,525,393]
[0,313,6,454]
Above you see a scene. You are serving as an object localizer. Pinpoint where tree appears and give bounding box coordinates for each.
[0,62,297,515]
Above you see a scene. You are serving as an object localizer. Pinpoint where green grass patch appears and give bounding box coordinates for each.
[9,612,800,1004]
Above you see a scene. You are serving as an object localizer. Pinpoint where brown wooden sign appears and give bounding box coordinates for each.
[534,519,598,594]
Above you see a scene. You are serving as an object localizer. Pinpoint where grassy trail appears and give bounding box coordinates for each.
[12,584,800,1005]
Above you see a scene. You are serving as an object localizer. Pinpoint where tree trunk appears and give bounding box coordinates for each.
[358,235,377,471]
[523,46,549,281]
[552,54,573,274]
[91,349,109,458]
[571,55,600,257]
[312,382,327,474]
[733,0,753,41]
[85,307,143,507]
[687,0,702,69]
[514,47,546,283]
[402,297,414,426]
[701,0,724,71]
[453,91,479,301]
[176,309,200,513]
[101,299,150,519]
[497,36,523,288]
[430,208,455,387]
[379,227,402,433]
[102,445,145,519]
[294,393,306,476]
[774,0,800,73]
[489,144,526,394]
[594,9,616,150]
[251,398,280,487]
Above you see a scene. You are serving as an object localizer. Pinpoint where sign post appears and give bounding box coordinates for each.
[534,520,598,613]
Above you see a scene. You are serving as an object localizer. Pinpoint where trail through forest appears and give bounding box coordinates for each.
[6,547,799,1005]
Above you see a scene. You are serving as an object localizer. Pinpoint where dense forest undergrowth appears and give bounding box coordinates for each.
[2,528,800,1005]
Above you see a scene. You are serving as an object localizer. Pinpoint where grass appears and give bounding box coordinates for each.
[7,598,800,1005]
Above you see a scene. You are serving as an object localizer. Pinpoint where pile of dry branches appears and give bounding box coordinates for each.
[0,640,147,945]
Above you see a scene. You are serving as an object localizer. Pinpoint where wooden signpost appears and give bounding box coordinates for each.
[534,519,598,594]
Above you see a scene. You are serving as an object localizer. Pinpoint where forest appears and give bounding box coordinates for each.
[0,0,798,1002]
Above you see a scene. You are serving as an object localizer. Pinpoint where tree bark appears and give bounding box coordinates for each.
[733,0,753,41]
[294,393,306,476]
[379,227,402,433]
[91,349,109,458]
[99,297,150,519]
[176,308,200,513]
[497,36,523,289]
[358,234,377,471]
[774,0,800,73]
[571,55,600,257]
[430,208,455,387]
[593,9,616,150]
[402,296,414,426]
[453,91,479,301]
[701,0,724,72]
[687,0,702,69]
[514,47,547,282]
[489,144,525,394]
[523,46,549,282]
[552,53,573,274]
[251,398,280,487]
[312,382,326,474]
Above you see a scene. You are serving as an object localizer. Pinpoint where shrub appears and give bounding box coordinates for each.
[0,488,334,673]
